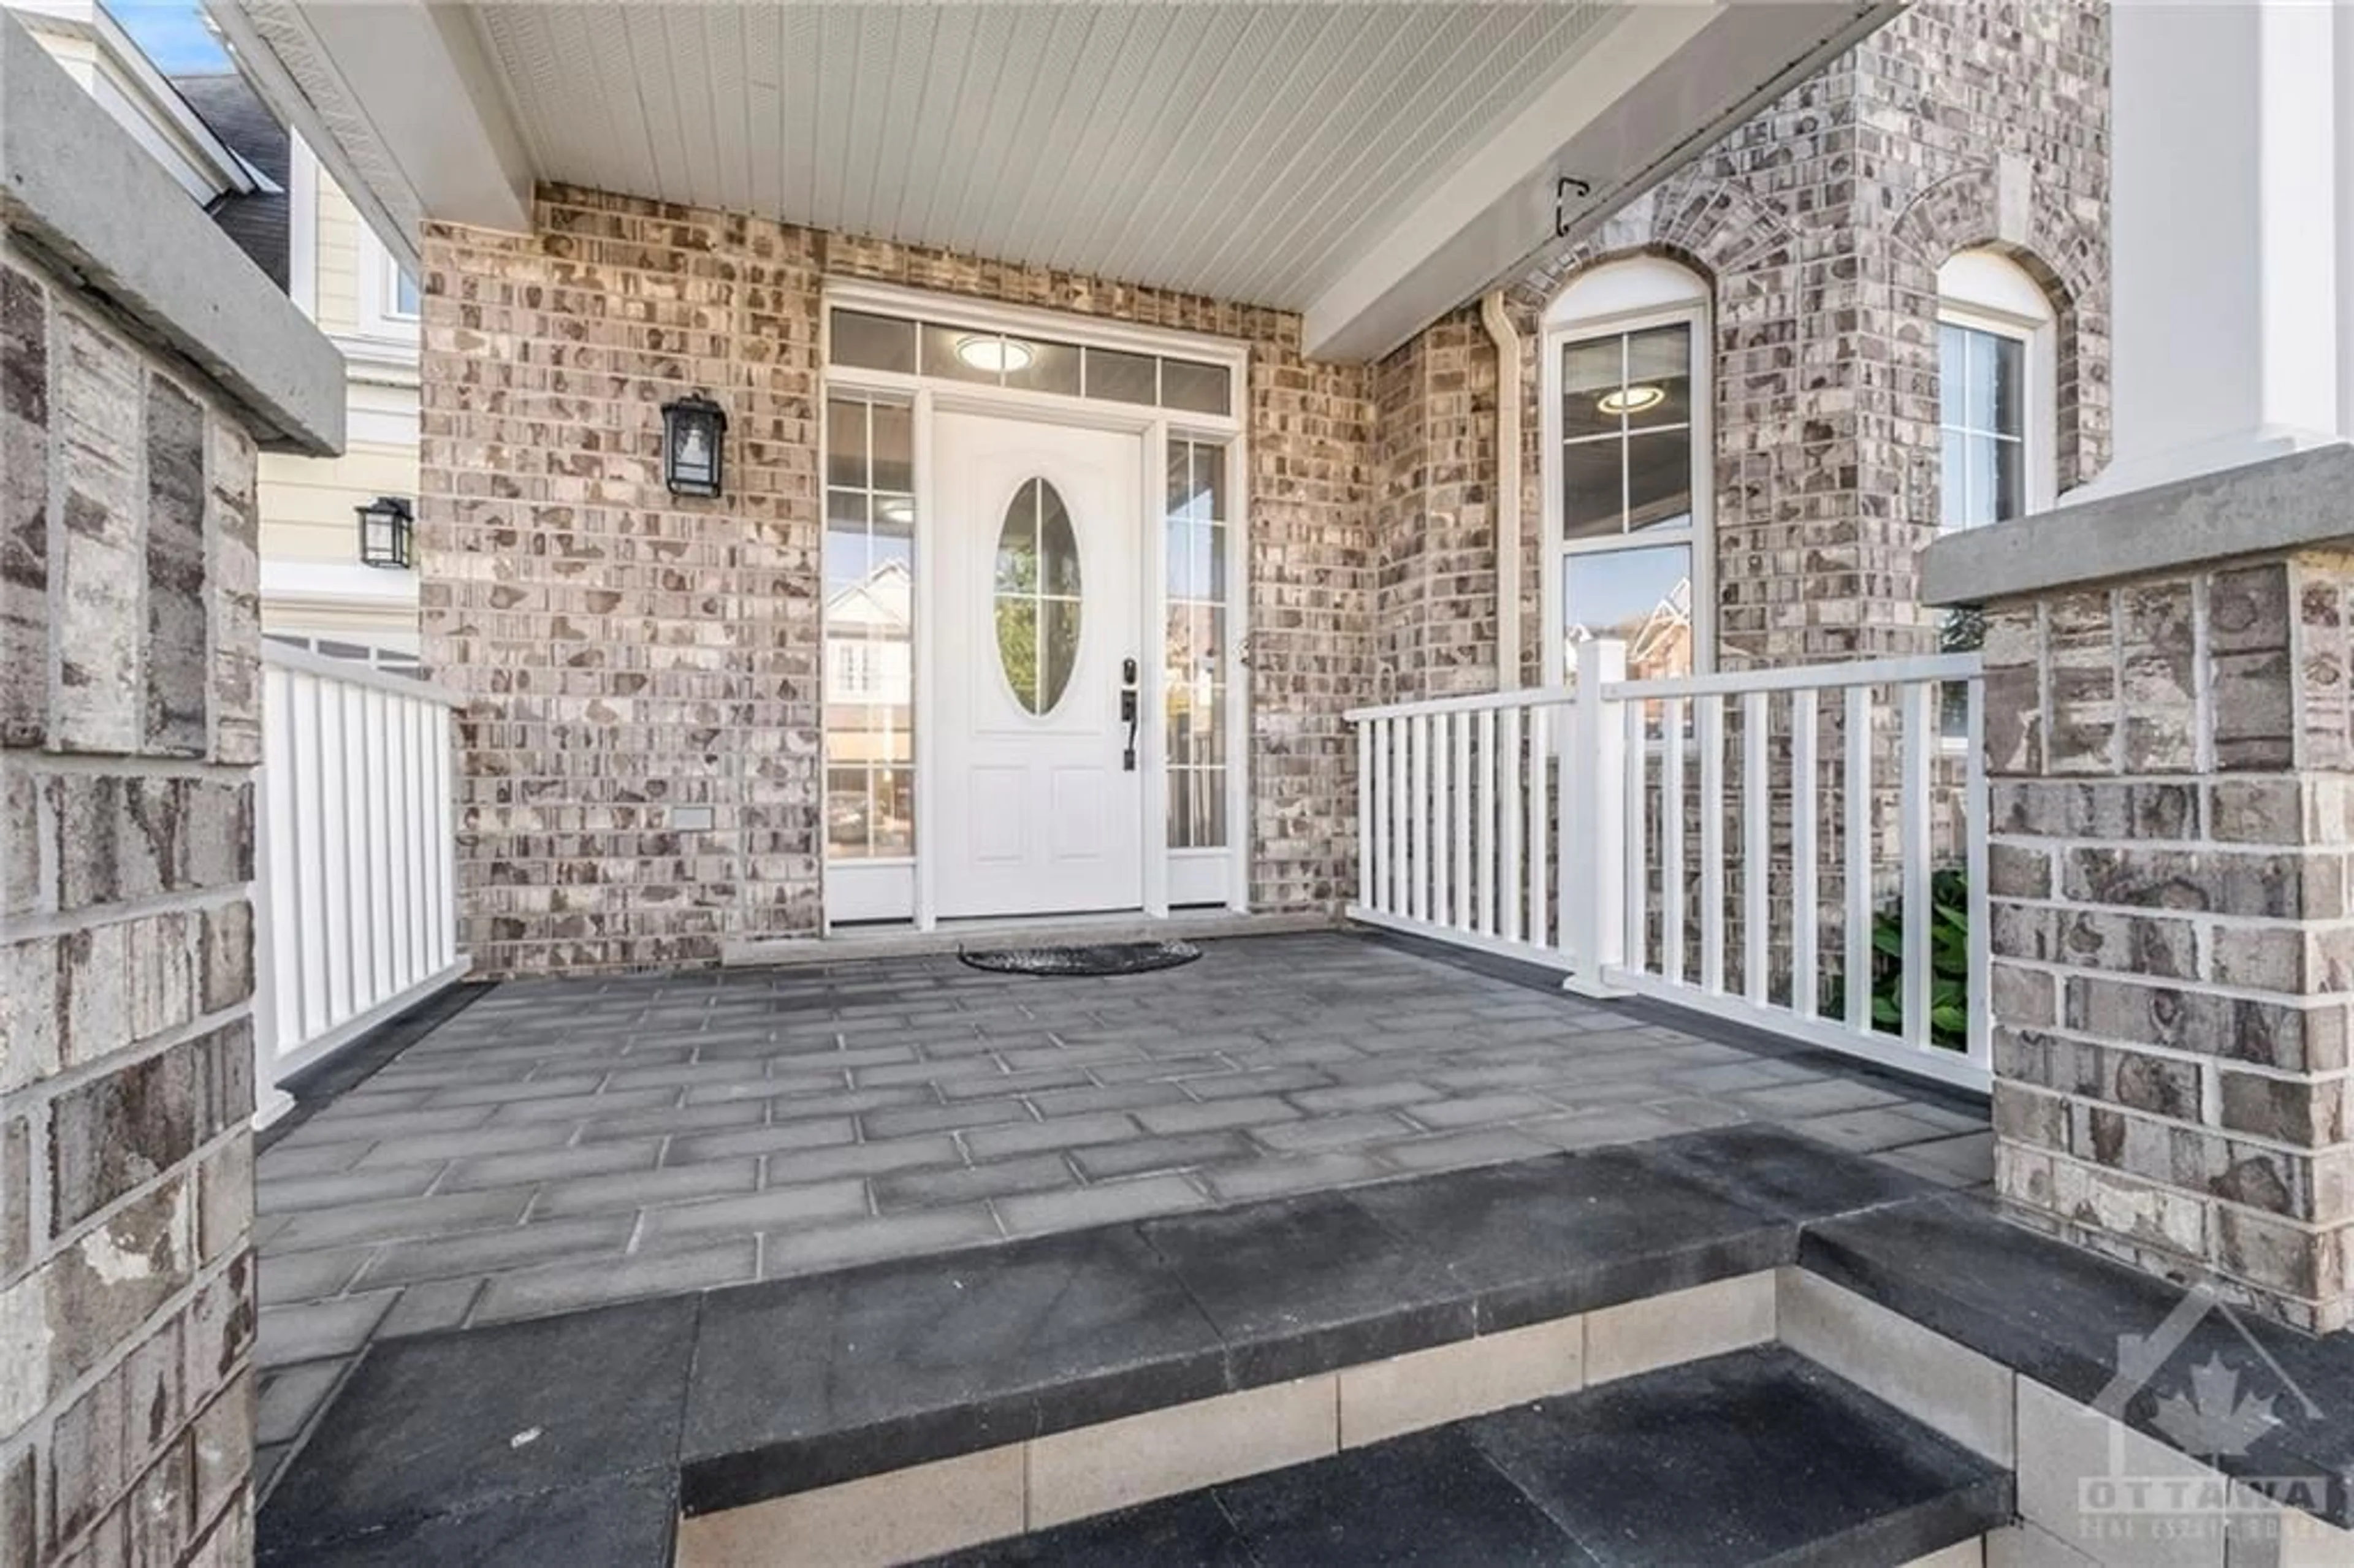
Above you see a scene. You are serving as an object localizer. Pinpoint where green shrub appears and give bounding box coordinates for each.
[1821,868,1971,1052]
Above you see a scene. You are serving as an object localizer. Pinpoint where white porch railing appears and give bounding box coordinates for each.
[252,642,468,1122]
[1347,641,1990,1091]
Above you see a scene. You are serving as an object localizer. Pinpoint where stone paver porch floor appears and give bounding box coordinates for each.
[251,931,1989,1486]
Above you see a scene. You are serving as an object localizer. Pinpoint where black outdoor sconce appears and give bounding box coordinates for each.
[661,391,728,498]
[356,495,414,569]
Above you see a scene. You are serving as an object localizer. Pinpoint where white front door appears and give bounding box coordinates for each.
[932,411,1145,918]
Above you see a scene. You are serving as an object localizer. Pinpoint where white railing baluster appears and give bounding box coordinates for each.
[1501,706,1525,943]
[1527,707,1550,947]
[1661,696,1686,987]
[1410,712,1431,924]
[1843,685,1872,1036]
[1358,715,1375,912]
[1433,712,1453,928]
[1390,712,1409,916]
[1697,692,1725,995]
[1477,708,1497,937]
[1899,679,1933,1053]
[1791,687,1819,1025]
[1742,690,1769,1005]
[1452,712,1474,934]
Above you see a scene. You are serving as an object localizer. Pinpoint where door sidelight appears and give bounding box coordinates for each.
[1121,657,1140,772]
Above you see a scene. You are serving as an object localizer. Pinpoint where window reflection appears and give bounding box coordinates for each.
[825,396,916,858]
[1165,439,1229,849]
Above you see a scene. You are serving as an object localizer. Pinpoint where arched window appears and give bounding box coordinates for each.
[1541,256,1710,683]
[1937,250,2058,529]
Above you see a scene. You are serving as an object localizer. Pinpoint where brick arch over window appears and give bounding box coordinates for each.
[1891,161,2111,491]
[1499,176,1818,675]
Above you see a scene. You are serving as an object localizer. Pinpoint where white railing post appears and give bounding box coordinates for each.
[1564,638,1629,996]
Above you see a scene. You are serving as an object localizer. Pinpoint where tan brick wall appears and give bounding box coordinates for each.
[421,189,1373,977]
[1,242,261,1568]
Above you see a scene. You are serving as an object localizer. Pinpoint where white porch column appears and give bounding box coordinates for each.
[2076,1,2352,502]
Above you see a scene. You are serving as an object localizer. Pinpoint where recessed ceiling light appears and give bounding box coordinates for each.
[1598,385,1666,416]
[877,498,915,525]
[956,335,1034,375]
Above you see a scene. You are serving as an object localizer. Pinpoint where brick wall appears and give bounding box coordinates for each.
[1,242,261,1566]
[1465,0,2110,681]
[421,193,1373,976]
[1981,545,2354,1333]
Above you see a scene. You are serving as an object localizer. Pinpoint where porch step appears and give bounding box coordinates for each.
[918,1345,2013,1567]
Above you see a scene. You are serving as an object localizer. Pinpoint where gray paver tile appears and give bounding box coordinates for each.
[761,1135,964,1187]
[257,1359,348,1447]
[259,1163,444,1216]
[994,1173,1207,1235]
[493,1087,680,1124]
[258,1293,396,1368]
[473,1239,758,1326]
[861,1099,1032,1140]
[1289,1081,1437,1115]
[424,1073,608,1108]
[437,1141,659,1192]
[1133,1095,1301,1136]
[665,1119,859,1165]
[1024,1081,1194,1117]
[375,1278,484,1339]
[1873,1132,1994,1188]
[256,1141,375,1179]
[359,1214,634,1290]
[354,1124,578,1167]
[961,1111,1139,1160]
[872,1154,1076,1211]
[268,1188,531,1254]
[275,1105,497,1147]
[1400,1092,1555,1130]
[531,1158,758,1219]
[636,1179,868,1244]
[1739,1078,1907,1117]
[259,1246,376,1307]
[1376,1127,1555,1173]
[1252,1112,1418,1154]
[935,1066,1095,1101]
[1200,1152,1392,1203]
[1517,1106,1690,1152]
[1068,1132,1254,1182]
[1787,1106,1956,1154]
[1089,1054,1233,1084]
[761,1205,1002,1279]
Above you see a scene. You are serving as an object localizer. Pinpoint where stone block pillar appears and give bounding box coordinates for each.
[0,240,266,1564]
[1927,445,2354,1333]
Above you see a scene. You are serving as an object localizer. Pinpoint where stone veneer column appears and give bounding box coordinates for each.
[1928,446,2354,1333]
[0,240,264,1560]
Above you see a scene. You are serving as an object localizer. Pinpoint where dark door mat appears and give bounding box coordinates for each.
[960,940,1202,977]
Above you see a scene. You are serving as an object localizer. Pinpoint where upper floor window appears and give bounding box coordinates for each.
[1937,251,2056,530]
[1542,257,1710,684]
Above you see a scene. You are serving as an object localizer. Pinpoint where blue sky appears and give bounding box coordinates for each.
[110,0,232,74]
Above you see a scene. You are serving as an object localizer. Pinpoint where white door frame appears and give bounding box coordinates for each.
[820,282,1252,933]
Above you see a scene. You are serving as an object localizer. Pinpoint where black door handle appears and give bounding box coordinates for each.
[1121,660,1139,771]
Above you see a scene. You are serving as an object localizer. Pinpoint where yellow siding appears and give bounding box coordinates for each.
[314,170,364,336]
[259,438,419,566]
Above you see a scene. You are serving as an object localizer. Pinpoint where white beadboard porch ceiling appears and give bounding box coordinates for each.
[474,3,1609,313]
[218,0,1897,359]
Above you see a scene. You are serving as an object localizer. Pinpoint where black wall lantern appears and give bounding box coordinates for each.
[356,495,414,569]
[661,391,728,498]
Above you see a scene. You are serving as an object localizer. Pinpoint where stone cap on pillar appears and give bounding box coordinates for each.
[0,14,343,454]
[1921,444,2354,608]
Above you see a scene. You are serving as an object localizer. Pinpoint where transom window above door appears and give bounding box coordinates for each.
[829,308,1233,416]
[1542,256,1711,685]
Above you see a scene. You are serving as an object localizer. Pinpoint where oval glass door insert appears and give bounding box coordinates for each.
[994,478,1081,715]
